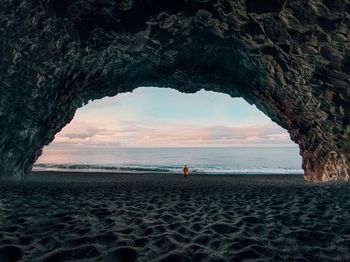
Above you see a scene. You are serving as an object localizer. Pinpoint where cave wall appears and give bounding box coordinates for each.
[0,0,349,181]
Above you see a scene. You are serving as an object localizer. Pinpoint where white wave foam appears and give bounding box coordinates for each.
[33,163,303,174]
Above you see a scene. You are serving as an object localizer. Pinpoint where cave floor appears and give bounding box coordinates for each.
[0,172,350,261]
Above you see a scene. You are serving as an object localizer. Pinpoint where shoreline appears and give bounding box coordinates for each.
[19,170,305,185]
[30,169,303,177]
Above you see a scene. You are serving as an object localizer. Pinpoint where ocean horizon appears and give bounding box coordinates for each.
[34,146,303,175]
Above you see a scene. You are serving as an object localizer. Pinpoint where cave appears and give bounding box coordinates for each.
[0,0,349,181]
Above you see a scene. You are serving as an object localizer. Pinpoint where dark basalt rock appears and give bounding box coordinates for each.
[0,0,349,182]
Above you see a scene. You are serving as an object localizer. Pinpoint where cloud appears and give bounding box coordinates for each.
[149,124,292,146]
[62,127,107,140]
[48,118,294,148]
[46,89,296,148]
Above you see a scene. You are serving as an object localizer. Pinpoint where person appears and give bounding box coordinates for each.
[182,165,189,178]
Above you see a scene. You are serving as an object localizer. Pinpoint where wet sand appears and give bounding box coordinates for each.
[0,171,350,261]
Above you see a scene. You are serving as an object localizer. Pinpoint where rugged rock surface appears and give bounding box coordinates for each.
[0,0,349,181]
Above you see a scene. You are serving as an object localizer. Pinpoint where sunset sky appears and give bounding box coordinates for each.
[46,87,296,148]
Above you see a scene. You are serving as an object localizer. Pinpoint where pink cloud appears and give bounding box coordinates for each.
[50,120,295,148]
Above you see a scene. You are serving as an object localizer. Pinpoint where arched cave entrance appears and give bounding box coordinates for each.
[33,87,302,175]
[0,0,349,181]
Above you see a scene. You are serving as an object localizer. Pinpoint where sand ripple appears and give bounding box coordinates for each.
[0,172,350,261]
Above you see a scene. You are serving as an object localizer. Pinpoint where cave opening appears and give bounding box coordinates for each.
[34,87,302,175]
[1,0,349,183]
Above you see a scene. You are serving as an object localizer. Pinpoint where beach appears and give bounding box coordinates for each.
[0,172,349,261]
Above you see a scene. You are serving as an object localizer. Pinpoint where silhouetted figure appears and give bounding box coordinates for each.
[182,165,189,178]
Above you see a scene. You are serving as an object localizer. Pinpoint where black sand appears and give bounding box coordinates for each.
[0,172,350,261]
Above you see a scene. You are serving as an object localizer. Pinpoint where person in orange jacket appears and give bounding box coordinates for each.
[182,165,189,178]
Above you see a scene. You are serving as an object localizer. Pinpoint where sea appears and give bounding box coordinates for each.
[34,147,303,175]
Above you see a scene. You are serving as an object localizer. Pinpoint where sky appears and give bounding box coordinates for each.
[46,87,296,148]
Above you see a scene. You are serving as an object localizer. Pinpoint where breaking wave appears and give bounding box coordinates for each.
[33,163,303,175]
